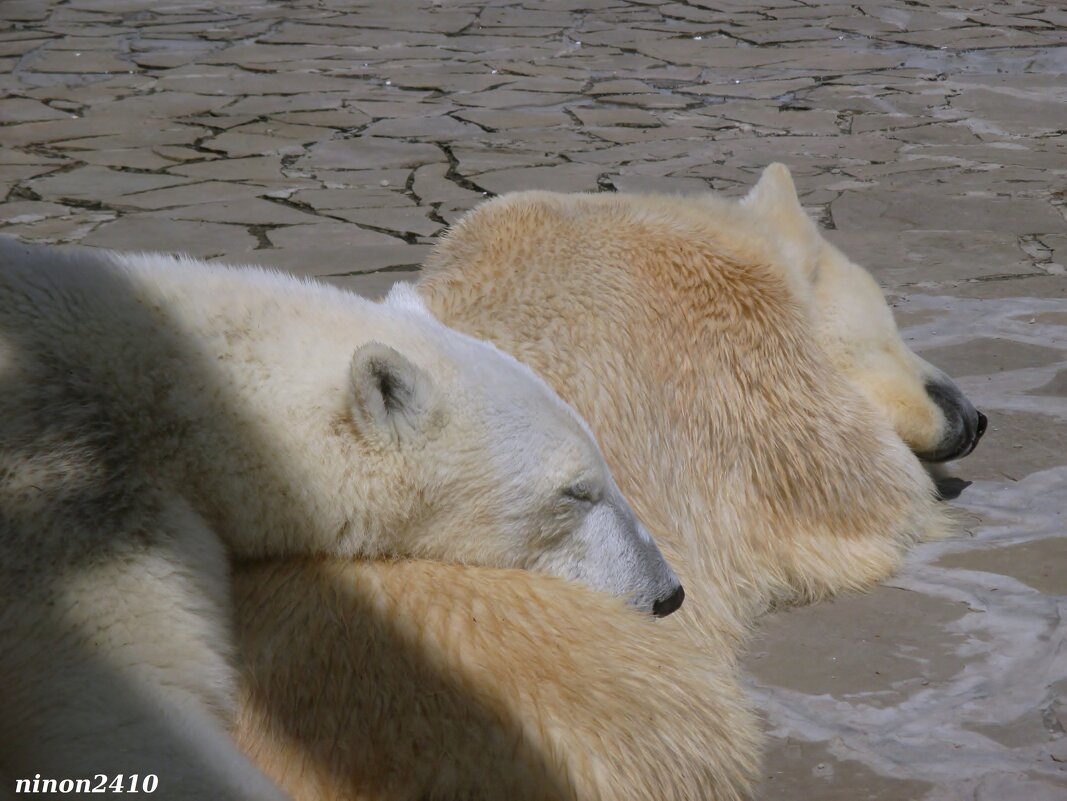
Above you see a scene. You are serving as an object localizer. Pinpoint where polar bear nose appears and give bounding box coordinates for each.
[919,379,986,462]
[652,584,685,618]
[957,409,987,459]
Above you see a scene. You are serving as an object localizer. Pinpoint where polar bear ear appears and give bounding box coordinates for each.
[742,163,802,215]
[382,282,432,317]
[349,342,439,447]
[742,163,822,283]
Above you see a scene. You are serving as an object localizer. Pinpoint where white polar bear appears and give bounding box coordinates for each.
[0,238,681,799]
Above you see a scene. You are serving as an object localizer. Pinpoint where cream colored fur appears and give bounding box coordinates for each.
[740,164,972,457]
[418,165,953,643]
[230,166,955,801]
[232,560,760,801]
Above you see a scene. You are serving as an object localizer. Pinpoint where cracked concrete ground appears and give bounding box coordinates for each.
[2,1,1066,799]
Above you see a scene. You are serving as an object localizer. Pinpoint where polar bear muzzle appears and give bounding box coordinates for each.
[563,500,685,617]
[917,378,988,463]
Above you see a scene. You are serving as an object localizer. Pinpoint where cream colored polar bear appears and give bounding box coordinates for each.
[418,163,981,641]
[230,165,981,800]
[0,239,680,799]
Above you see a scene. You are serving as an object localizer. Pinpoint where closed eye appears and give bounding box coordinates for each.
[562,482,597,504]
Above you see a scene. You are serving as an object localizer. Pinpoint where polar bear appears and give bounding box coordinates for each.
[231,560,760,801]
[417,163,980,640]
[0,238,681,798]
[225,165,982,800]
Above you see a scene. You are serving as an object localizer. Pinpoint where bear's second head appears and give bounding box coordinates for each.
[743,163,987,465]
[342,284,684,617]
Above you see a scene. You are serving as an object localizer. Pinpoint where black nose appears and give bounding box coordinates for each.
[920,380,987,462]
[652,585,685,618]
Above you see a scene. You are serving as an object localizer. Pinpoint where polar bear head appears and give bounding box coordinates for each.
[346,285,684,617]
[742,164,987,463]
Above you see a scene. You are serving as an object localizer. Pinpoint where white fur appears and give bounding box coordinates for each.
[0,238,678,797]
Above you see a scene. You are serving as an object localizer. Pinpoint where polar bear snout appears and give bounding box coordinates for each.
[626,520,685,617]
[544,499,684,617]
[918,379,988,463]
[652,584,685,618]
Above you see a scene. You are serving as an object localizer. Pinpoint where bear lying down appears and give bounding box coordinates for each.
[230,163,986,801]
[0,237,679,799]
